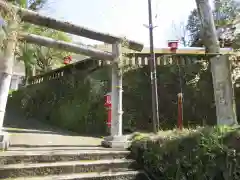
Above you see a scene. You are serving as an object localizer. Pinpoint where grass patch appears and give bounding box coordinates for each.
[131,126,240,180]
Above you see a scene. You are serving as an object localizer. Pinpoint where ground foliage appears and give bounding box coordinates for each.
[131,126,240,180]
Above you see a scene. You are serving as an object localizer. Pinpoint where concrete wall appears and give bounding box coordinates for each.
[10,60,25,91]
[10,75,24,90]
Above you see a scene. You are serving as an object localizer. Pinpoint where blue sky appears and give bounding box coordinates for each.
[41,0,210,47]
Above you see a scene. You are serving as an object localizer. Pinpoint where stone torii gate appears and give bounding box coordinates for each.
[0,1,143,149]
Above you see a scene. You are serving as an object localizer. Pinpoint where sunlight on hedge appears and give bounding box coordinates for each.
[131,126,240,180]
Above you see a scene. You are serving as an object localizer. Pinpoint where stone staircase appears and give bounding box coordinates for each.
[0,147,149,179]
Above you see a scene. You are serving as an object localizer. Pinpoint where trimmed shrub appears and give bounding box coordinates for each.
[9,62,237,135]
[7,67,110,136]
[131,126,240,180]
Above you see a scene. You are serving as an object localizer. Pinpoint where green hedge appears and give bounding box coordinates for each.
[131,126,240,180]
[8,67,110,136]
[8,62,240,135]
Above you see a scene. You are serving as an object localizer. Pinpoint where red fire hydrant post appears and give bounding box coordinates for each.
[104,93,112,129]
[177,93,183,130]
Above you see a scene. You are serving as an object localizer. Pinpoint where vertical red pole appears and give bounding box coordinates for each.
[107,106,111,128]
[177,93,183,130]
[104,94,111,129]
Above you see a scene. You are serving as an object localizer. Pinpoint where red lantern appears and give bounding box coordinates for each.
[63,56,72,65]
[168,40,179,52]
[63,58,70,65]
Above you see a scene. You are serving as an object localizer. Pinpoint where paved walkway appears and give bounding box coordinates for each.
[2,111,102,149]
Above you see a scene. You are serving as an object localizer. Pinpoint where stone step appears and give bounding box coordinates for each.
[0,159,138,178]
[5,170,149,180]
[0,149,130,165]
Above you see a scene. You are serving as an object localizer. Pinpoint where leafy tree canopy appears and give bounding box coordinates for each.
[186,0,240,47]
[2,0,73,79]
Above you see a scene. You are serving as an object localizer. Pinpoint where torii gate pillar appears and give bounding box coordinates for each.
[0,15,19,150]
[102,42,131,148]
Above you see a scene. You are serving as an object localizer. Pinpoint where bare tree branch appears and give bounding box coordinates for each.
[171,21,190,47]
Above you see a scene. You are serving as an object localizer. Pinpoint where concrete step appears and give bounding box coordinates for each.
[5,170,149,180]
[7,146,126,152]
[0,149,130,165]
[0,159,138,178]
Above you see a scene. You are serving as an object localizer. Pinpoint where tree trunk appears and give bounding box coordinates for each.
[195,0,220,53]
[195,0,237,125]
[0,14,19,128]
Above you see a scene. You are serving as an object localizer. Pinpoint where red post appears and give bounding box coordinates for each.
[167,40,183,130]
[177,93,183,130]
[107,108,111,128]
[104,93,112,129]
